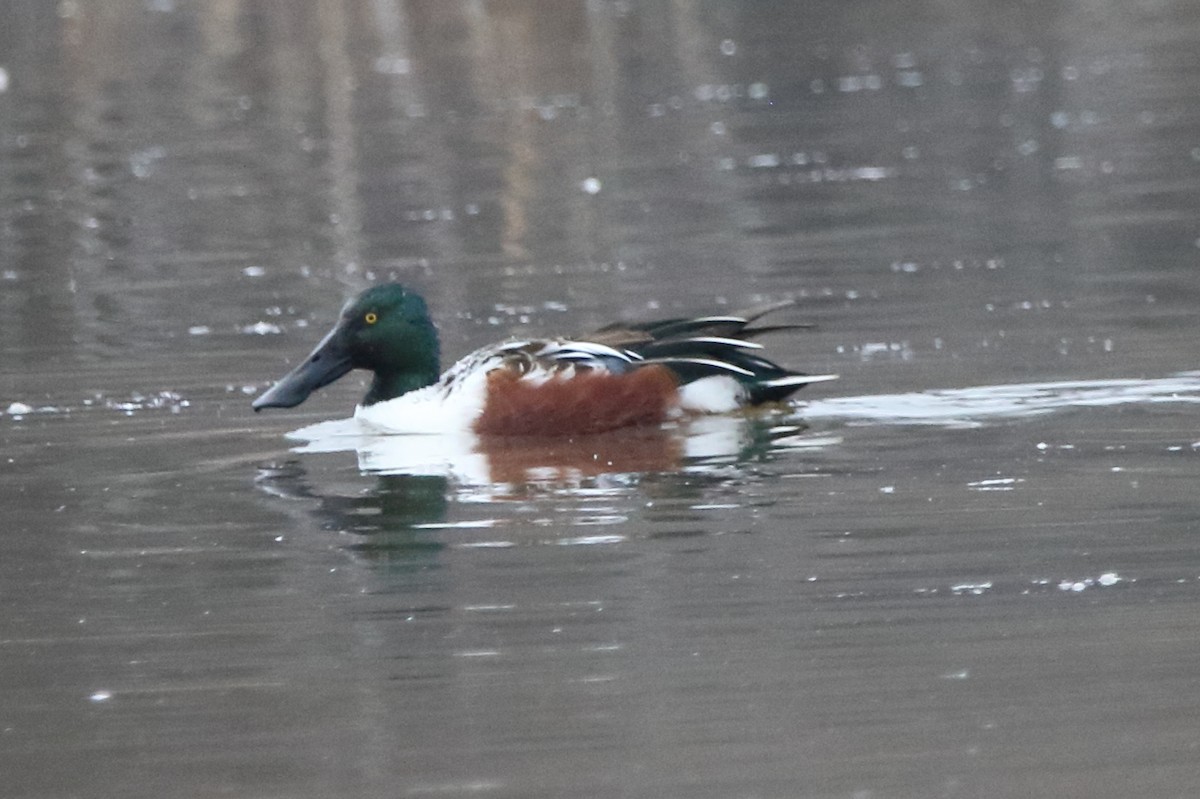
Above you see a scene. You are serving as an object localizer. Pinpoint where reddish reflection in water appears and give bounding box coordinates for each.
[479,425,685,484]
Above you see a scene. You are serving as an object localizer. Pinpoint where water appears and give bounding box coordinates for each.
[3,2,1200,797]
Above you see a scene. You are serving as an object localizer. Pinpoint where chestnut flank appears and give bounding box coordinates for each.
[475,366,679,436]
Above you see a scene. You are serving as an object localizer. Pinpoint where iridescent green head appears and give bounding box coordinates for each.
[253,283,440,410]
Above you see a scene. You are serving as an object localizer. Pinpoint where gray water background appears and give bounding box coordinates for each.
[2,1,1200,797]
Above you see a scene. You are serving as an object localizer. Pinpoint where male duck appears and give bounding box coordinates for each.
[252,283,836,436]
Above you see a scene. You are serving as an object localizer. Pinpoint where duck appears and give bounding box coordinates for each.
[252,283,837,436]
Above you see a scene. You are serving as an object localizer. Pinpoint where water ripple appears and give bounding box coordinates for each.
[798,372,1200,428]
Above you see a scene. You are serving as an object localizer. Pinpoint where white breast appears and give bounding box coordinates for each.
[354,361,492,434]
[676,375,746,414]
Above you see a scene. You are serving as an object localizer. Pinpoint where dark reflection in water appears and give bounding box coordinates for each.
[3,1,1200,797]
[259,463,451,567]
[257,415,822,556]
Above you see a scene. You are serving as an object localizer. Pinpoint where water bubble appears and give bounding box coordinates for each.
[6,402,34,416]
[372,56,410,75]
[747,153,780,169]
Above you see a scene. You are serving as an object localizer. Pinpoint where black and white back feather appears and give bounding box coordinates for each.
[467,300,837,407]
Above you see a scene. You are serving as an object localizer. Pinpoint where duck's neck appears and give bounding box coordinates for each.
[362,362,440,406]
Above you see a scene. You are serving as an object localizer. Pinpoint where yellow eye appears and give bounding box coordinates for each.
[364,312,378,325]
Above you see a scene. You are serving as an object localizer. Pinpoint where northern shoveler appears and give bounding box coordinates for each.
[252,283,837,436]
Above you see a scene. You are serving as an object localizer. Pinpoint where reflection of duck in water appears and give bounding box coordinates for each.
[288,415,837,487]
[256,462,451,570]
[252,283,836,436]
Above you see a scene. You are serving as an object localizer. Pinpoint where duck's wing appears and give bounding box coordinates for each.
[439,301,834,406]
[491,339,643,375]
[589,300,814,342]
[584,300,834,404]
[432,339,643,391]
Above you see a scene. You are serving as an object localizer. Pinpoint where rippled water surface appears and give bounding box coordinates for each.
[3,2,1200,797]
